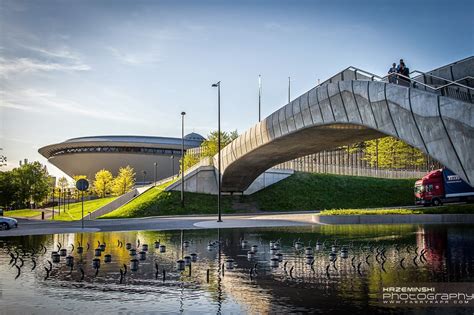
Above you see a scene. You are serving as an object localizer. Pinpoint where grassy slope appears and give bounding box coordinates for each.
[50,197,117,221]
[101,172,418,218]
[247,172,416,211]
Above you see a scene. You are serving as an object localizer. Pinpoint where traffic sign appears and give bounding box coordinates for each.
[76,179,89,191]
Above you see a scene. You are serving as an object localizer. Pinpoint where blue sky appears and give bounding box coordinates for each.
[1,0,473,178]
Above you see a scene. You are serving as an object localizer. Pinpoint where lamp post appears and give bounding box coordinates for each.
[288,76,291,103]
[58,188,61,215]
[181,111,186,207]
[153,162,158,186]
[170,155,175,178]
[51,187,55,220]
[258,75,262,122]
[212,81,222,222]
[142,170,147,185]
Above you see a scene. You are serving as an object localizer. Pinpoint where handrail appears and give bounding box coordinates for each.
[409,70,473,90]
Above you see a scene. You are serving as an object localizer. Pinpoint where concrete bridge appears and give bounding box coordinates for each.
[169,57,474,194]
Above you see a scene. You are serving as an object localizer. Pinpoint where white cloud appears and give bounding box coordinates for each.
[0,56,91,76]
[0,88,142,123]
[107,47,160,65]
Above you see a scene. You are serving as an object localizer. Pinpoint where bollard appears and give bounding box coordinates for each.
[315,243,322,251]
[305,247,313,256]
[94,248,102,257]
[130,258,139,271]
[154,241,160,249]
[188,264,192,277]
[41,212,45,220]
[276,253,283,262]
[59,248,67,257]
[270,258,279,268]
[184,255,192,266]
[305,255,314,265]
[159,245,166,253]
[331,245,338,253]
[99,244,106,251]
[340,247,348,259]
[104,254,112,263]
[329,252,337,261]
[65,255,74,267]
[162,269,166,282]
[251,245,258,252]
[294,242,303,250]
[52,253,60,263]
[142,244,148,252]
[225,259,234,270]
[241,240,248,248]
[92,258,100,269]
[77,246,83,254]
[190,253,198,262]
[176,259,185,271]
[206,269,210,283]
[129,248,137,256]
[247,251,255,259]
[138,251,146,261]
[125,243,132,250]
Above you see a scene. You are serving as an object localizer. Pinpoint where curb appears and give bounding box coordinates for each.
[312,213,474,225]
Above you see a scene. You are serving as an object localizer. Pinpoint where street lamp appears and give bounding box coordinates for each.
[153,162,158,186]
[170,155,175,178]
[212,81,222,222]
[142,170,147,185]
[181,111,186,207]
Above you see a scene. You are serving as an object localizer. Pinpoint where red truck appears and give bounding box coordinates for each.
[414,168,474,206]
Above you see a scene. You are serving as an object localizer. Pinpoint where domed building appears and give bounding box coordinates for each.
[38,133,205,184]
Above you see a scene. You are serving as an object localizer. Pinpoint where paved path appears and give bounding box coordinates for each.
[0,212,317,237]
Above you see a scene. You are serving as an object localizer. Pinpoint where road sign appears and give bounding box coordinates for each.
[76,179,89,191]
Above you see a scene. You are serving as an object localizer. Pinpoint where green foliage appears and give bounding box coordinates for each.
[112,165,135,195]
[319,204,474,215]
[4,209,43,218]
[363,137,426,169]
[93,169,113,198]
[1,161,51,208]
[183,154,200,171]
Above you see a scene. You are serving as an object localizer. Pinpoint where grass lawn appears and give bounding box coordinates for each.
[3,209,43,218]
[101,172,419,219]
[100,181,232,219]
[319,204,474,215]
[50,197,117,221]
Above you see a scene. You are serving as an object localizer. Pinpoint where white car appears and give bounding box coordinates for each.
[0,217,18,230]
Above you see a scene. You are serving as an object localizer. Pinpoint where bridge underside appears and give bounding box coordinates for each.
[221,124,383,192]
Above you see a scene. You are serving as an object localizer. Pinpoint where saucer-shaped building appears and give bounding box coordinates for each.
[38,133,205,184]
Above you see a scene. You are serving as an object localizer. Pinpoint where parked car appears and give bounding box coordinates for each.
[0,217,18,230]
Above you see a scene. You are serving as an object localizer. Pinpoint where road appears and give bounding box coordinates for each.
[0,211,317,237]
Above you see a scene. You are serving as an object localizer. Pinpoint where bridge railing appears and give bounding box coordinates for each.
[318,66,473,103]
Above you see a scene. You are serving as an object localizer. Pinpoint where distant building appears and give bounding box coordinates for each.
[38,133,205,184]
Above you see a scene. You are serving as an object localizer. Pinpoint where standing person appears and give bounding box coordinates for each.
[388,63,397,83]
[396,59,404,72]
[397,61,410,87]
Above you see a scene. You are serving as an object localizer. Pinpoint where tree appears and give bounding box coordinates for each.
[93,169,114,198]
[10,161,50,208]
[0,171,17,208]
[200,130,238,157]
[364,137,426,169]
[112,166,135,195]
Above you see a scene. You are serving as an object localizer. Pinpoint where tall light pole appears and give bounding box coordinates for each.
[181,111,186,207]
[288,76,291,103]
[212,81,222,222]
[258,75,262,122]
[153,162,158,186]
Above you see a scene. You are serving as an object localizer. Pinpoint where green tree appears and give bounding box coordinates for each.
[364,137,426,169]
[93,169,114,198]
[11,161,50,208]
[0,171,17,208]
[112,166,135,195]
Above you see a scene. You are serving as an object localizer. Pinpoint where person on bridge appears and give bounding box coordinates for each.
[388,63,397,83]
[397,61,410,87]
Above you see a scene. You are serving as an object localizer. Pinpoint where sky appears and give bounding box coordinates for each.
[1,0,473,179]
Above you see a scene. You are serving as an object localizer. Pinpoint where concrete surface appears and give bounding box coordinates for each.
[313,213,474,225]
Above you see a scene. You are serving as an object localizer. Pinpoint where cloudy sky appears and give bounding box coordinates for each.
[1,0,472,178]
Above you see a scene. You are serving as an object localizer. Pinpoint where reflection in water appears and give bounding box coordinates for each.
[0,224,473,314]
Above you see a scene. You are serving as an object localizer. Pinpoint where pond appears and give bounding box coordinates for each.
[0,224,473,314]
